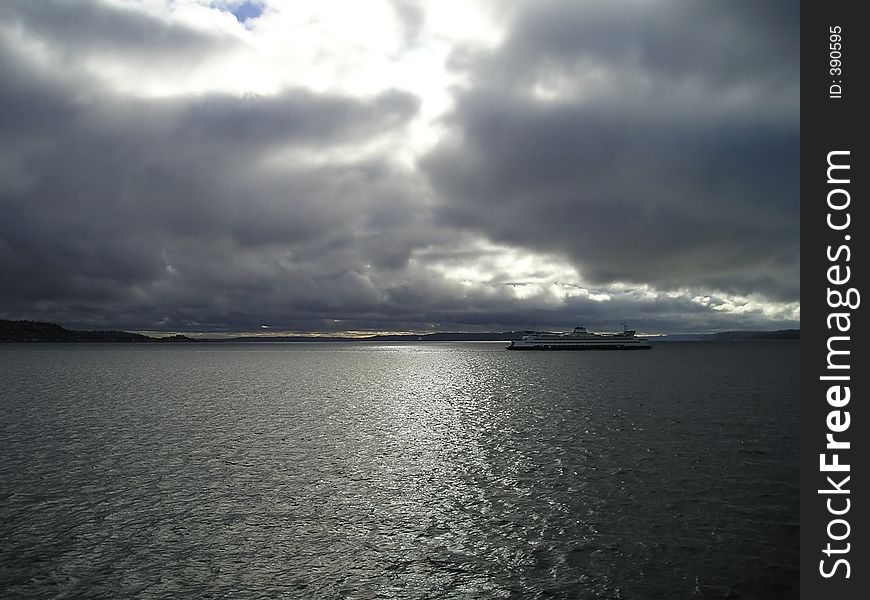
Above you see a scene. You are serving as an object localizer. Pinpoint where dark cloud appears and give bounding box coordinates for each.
[0,0,799,334]
[424,0,799,301]
[484,0,798,96]
[0,0,234,65]
[0,19,427,331]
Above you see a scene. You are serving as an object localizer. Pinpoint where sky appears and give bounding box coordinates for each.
[0,0,799,335]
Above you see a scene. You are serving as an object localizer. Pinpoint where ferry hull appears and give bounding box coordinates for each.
[506,325,652,351]
[507,344,652,351]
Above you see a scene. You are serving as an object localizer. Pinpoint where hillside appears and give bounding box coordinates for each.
[0,320,192,342]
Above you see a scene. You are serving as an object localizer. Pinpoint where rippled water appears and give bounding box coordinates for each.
[1,342,798,599]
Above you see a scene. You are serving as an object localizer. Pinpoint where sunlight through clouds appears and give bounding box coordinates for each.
[0,0,799,334]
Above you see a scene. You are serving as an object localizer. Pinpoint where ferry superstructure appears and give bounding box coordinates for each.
[507,326,652,351]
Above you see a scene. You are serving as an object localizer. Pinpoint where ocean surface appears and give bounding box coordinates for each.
[0,341,799,599]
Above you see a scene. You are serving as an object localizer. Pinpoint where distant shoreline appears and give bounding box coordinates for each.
[0,319,799,344]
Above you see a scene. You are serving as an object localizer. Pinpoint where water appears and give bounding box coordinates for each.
[0,342,799,599]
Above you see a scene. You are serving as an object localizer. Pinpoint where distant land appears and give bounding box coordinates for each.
[657,330,800,341]
[1,319,799,343]
[0,320,194,343]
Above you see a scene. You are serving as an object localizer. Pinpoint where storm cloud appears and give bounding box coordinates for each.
[424,0,799,300]
[0,0,799,334]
